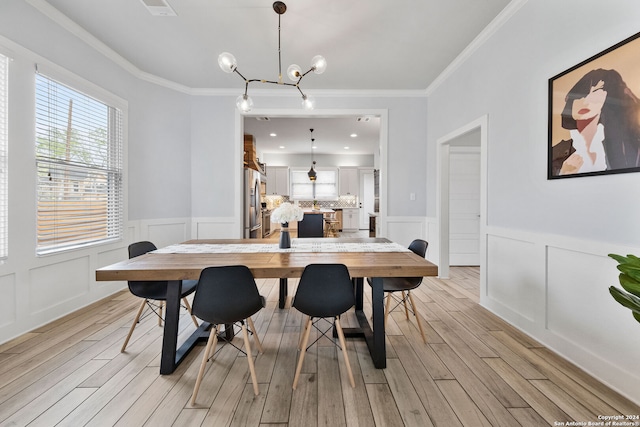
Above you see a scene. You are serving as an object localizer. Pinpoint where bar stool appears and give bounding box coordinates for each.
[324,212,339,237]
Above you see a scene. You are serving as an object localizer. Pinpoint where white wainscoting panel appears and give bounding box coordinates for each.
[384,217,427,249]
[0,273,16,328]
[483,226,640,404]
[29,256,90,315]
[486,233,541,323]
[193,217,240,239]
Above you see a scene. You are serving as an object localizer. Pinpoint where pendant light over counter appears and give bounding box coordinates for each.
[308,128,317,181]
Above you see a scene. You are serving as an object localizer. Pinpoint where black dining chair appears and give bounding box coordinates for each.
[367,239,429,344]
[190,265,265,405]
[292,263,355,389]
[121,241,199,353]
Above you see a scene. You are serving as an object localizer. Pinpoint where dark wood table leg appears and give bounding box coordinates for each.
[160,279,182,375]
[342,276,386,369]
[368,276,386,368]
[279,278,288,309]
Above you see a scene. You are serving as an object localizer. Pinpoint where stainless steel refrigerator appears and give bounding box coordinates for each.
[244,168,264,238]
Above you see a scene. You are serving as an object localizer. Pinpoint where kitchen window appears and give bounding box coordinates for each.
[35,71,124,254]
[290,167,338,200]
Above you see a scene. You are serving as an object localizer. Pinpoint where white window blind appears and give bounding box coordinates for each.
[290,168,338,200]
[35,72,123,254]
[0,54,7,260]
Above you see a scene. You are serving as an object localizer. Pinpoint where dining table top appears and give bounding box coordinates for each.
[95,237,438,282]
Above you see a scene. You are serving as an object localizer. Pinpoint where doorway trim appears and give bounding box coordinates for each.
[235,108,389,237]
[436,115,487,284]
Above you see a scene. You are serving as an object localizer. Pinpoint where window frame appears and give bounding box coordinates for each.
[34,65,127,256]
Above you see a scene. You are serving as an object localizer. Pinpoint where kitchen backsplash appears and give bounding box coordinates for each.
[263,195,358,210]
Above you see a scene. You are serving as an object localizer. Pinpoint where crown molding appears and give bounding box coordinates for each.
[426,0,528,96]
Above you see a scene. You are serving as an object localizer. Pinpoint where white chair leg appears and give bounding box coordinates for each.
[407,292,427,344]
[190,325,219,406]
[121,299,147,352]
[335,317,355,388]
[293,317,313,389]
[242,323,260,396]
[247,317,263,353]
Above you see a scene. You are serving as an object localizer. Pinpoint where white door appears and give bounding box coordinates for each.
[359,169,374,229]
[449,148,480,265]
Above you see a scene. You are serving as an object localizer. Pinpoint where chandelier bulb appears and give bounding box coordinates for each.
[302,94,315,111]
[311,55,327,74]
[218,52,237,73]
[287,64,302,82]
[236,94,253,112]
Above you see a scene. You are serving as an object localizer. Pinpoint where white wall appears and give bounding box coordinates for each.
[0,1,431,342]
[427,0,640,403]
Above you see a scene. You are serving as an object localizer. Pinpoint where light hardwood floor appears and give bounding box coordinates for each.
[0,266,638,426]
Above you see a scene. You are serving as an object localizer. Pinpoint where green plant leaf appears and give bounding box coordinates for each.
[618,264,640,282]
[609,253,629,264]
[609,286,640,314]
[634,311,640,324]
[620,273,640,297]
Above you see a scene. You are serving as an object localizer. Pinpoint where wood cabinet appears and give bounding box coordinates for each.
[266,166,289,195]
[342,208,359,231]
[339,167,358,196]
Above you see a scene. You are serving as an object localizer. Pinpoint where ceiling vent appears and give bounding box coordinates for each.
[139,0,177,16]
[357,116,371,122]
[256,117,271,121]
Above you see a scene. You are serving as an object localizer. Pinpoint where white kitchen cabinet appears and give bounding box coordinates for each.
[342,208,359,231]
[339,167,358,196]
[266,166,289,195]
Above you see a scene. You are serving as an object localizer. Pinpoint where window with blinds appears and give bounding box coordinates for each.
[35,73,123,254]
[0,54,7,260]
[290,167,338,201]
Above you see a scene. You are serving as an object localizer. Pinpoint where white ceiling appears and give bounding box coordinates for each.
[34,0,512,154]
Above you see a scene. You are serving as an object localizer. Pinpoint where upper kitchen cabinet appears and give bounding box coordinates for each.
[266,166,289,195]
[339,167,358,196]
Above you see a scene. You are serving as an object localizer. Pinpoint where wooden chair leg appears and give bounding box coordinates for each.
[242,323,260,396]
[407,292,427,344]
[298,315,310,350]
[247,317,263,353]
[401,291,410,320]
[158,301,164,326]
[293,317,313,389]
[121,299,147,352]
[335,317,355,388]
[182,297,199,328]
[384,294,392,326]
[191,325,219,406]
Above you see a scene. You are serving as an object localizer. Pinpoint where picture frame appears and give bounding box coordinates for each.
[548,31,640,179]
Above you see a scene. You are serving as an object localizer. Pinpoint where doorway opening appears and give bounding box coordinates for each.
[437,115,487,284]
[235,109,389,237]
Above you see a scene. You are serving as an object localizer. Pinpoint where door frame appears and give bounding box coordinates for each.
[235,108,389,237]
[436,115,487,285]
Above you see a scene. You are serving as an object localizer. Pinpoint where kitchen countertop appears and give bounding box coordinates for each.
[302,208,335,214]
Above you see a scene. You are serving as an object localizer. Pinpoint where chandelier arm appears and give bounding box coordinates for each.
[277,13,283,83]
[234,68,248,82]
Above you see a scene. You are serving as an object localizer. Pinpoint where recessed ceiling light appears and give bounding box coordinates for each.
[350,133,358,138]
[270,133,277,137]
[344,146,350,150]
[279,145,285,149]
[312,145,317,149]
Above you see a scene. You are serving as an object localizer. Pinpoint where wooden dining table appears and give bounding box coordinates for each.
[95,237,438,374]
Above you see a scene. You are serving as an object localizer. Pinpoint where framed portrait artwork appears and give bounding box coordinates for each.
[548,31,640,179]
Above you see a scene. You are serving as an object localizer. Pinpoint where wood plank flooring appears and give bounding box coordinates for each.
[0,266,638,426]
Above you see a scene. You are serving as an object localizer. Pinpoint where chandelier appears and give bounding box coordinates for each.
[218,1,327,113]
[308,128,317,181]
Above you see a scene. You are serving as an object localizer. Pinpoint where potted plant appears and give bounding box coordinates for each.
[608,253,640,324]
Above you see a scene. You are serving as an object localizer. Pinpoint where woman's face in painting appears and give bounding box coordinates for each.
[571,80,607,121]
